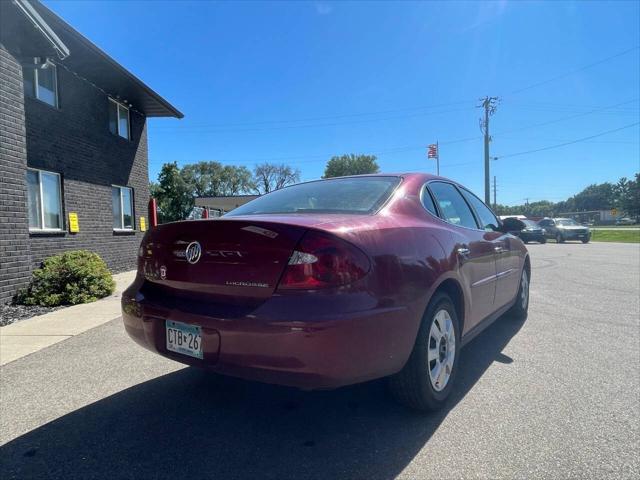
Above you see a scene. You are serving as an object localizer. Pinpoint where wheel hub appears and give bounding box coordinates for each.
[438,337,447,362]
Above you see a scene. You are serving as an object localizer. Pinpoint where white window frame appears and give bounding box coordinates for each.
[26,64,59,108]
[112,185,134,231]
[109,98,130,140]
[27,168,64,232]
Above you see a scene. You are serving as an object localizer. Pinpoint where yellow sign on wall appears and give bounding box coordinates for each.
[139,216,147,232]
[68,212,79,233]
[610,208,618,217]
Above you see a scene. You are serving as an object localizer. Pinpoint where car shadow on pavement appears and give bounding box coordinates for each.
[1,314,525,480]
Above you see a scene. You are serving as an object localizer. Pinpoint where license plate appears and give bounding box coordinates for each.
[166,320,203,359]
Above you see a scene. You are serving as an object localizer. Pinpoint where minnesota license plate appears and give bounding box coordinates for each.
[166,320,203,359]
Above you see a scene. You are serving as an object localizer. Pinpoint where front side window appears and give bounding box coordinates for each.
[109,99,130,139]
[112,186,134,230]
[460,188,499,231]
[23,64,58,107]
[428,182,478,229]
[27,169,63,230]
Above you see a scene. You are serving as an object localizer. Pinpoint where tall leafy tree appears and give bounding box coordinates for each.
[181,161,254,197]
[253,163,300,194]
[323,154,379,178]
[620,173,640,218]
[152,162,194,223]
[151,161,255,223]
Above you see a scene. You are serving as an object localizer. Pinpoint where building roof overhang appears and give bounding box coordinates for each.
[4,0,183,119]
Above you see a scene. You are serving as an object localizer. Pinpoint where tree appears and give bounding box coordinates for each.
[253,163,300,194]
[620,173,640,218]
[181,161,254,197]
[152,162,194,223]
[493,173,639,220]
[150,161,256,223]
[570,182,616,212]
[323,154,379,178]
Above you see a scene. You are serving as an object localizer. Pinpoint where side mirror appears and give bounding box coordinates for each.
[500,217,526,233]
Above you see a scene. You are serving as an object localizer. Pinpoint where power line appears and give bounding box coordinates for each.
[510,46,640,94]
[494,98,639,136]
[498,122,640,159]
[152,100,476,131]
[149,134,487,167]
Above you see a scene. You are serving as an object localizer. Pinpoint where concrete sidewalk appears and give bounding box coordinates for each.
[0,270,136,366]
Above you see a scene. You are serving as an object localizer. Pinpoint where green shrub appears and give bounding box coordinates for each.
[17,250,116,307]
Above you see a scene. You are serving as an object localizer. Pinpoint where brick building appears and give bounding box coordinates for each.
[0,0,182,303]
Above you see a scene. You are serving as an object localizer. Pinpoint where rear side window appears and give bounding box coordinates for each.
[428,182,478,229]
[460,188,499,231]
[421,185,438,216]
[226,177,400,216]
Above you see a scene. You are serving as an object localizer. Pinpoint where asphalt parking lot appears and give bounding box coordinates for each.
[1,242,638,479]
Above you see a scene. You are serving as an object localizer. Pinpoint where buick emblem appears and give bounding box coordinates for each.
[185,241,202,264]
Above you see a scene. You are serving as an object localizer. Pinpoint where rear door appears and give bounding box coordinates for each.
[459,188,520,309]
[428,182,498,331]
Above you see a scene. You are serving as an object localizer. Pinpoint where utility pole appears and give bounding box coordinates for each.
[478,96,499,204]
[493,176,497,210]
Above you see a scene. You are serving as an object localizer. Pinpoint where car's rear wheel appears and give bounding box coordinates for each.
[388,292,460,411]
[556,233,564,243]
[581,238,589,244]
[508,267,530,320]
[540,238,547,244]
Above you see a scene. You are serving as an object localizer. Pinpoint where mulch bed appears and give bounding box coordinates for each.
[0,303,64,327]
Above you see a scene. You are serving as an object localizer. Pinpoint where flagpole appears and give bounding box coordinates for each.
[436,140,440,176]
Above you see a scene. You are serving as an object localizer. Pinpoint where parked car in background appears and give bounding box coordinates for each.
[615,217,635,225]
[510,219,547,244]
[538,217,591,243]
[122,173,531,411]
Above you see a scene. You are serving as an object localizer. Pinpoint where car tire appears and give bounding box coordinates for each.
[581,238,589,244]
[556,233,565,243]
[540,238,547,244]
[508,267,530,320]
[388,292,460,412]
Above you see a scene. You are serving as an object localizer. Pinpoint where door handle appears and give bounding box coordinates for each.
[494,245,508,254]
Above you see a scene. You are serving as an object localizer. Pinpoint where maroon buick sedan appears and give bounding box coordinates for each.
[122,173,529,410]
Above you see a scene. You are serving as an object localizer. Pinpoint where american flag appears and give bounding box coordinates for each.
[427,144,438,159]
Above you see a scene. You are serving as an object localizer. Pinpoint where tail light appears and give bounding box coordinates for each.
[277,231,370,290]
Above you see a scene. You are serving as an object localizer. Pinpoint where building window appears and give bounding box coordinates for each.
[112,186,134,230]
[23,63,58,107]
[109,99,130,139]
[27,169,63,230]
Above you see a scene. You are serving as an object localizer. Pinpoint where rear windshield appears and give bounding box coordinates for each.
[225,176,401,216]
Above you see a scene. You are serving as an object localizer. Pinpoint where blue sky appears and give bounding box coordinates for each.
[46,0,639,205]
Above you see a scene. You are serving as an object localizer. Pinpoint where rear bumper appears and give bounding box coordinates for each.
[121,276,416,389]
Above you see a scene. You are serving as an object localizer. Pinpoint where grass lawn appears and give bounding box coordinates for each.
[591,229,640,243]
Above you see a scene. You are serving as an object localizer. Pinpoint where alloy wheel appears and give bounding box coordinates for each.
[428,309,456,392]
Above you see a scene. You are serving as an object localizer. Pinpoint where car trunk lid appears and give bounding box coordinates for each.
[140,218,310,306]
